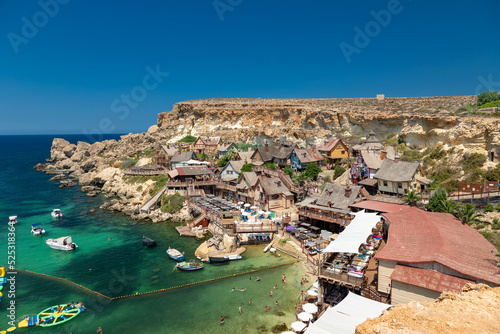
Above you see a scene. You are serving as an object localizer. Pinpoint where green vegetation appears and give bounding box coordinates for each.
[197,152,208,160]
[265,163,277,170]
[462,153,487,172]
[427,188,448,212]
[120,157,139,169]
[401,149,422,162]
[428,146,447,160]
[235,142,252,151]
[477,90,500,106]
[303,163,322,180]
[241,163,256,173]
[283,166,294,178]
[149,175,170,196]
[178,135,197,143]
[402,190,421,206]
[160,192,185,213]
[478,100,500,109]
[484,204,494,213]
[333,165,346,180]
[455,203,484,226]
[430,168,457,184]
[217,155,230,167]
[485,163,500,181]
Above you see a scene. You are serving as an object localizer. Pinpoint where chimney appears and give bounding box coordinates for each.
[394,151,400,163]
[265,141,269,152]
[344,185,352,198]
[380,147,387,160]
[276,181,281,187]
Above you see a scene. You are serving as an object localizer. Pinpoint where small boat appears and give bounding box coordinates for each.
[46,236,77,251]
[142,236,157,247]
[31,223,46,236]
[37,303,82,327]
[176,261,203,271]
[167,247,184,261]
[51,209,63,218]
[17,315,39,328]
[8,216,17,225]
[209,254,242,264]
[227,254,242,261]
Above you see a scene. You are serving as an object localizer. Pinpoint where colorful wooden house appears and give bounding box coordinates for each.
[317,138,350,165]
[289,147,324,171]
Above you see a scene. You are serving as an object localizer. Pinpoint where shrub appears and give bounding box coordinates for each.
[478,100,500,109]
[402,149,422,162]
[427,188,448,212]
[496,203,500,212]
[429,147,447,160]
[303,163,322,180]
[265,163,277,170]
[480,231,491,239]
[241,163,256,173]
[485,164,500,181]
[283,166,294,178]
[217,155,230,167]
[484,204,495,212]
[430,168,456,183]
[178,135,197,143]
[120,158,139,169]
[160,193,185,213]
[462,153,487,172]
[333,165,346,180]
[477,90,500,106]
[149,175,169,196]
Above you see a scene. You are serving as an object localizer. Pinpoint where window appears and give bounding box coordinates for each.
[383,181,388,187]
[398,183,402,188]
[341,150,345,154]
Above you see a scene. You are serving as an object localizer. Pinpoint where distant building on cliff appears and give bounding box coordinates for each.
[190,136,222,154]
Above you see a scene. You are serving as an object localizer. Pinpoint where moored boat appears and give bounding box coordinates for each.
[51,209,63,218]
[167,247,184,261]
[37,303,81,327]
[46,236,77,251]
[208,256,230,264]
[142,236,157,247]
[176,261,203,271]
[8,216,17,225]
[31,223,45,236]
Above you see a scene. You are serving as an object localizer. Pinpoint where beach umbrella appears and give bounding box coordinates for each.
[250,205,258,209]
[286,225,295,231]
[242,212,249,216]
[264,211,271,215]
[244,203,251,207]
[258,210,265,214]
[297,311,313,322]
[302,303,318,314]
[290,321,306,332]
[307,288,319,296]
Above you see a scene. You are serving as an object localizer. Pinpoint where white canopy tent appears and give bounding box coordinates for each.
[186,159,210,165]
[322,210,380,254]
[304,292,391,334]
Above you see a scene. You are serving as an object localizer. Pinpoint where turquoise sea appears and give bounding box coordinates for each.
[0,135,307,333]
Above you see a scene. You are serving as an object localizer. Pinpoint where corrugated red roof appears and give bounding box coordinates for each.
[349,200,410,213]
[376,207,500,286]
[317,139,340,152]
[391,265,474,293]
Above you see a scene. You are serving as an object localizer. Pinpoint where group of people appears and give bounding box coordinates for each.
[300,277,309,286]
[220,274,287,325]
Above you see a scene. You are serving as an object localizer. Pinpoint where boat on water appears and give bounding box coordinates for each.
[176,261,203,271]
[142,236,157,247]
[8,216,17,225]
[51,209,63,218]
[209,254,242,264]
[36,303,82,327]
[31,223,45,236]
[46,236,77,251]
[17,315,39,328]
[167,247,184,261]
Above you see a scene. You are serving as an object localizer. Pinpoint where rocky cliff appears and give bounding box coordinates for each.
[356,284,500,334]
[155,96,500,154]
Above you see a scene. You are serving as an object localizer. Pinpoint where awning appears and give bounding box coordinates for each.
[168,169,179,178]
[322,210,381,254]
[304,292,391,334]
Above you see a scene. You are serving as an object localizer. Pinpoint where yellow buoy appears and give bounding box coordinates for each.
[6,327,16,332]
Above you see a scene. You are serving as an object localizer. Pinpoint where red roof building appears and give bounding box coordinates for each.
[375,207,499,304]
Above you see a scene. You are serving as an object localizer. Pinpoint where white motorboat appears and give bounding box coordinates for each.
[8,216,17,225]
[46,236,77,251]
[31,223,45,236]
[227,254,242,261]
[51,209,63,218]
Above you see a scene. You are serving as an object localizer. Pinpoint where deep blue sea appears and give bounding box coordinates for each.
[0,135,306,333]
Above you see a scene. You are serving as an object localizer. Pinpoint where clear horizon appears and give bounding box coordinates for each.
[1,0,499,135]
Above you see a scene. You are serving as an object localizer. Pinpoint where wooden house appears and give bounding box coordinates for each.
[217,142,239,157]
[373,157,430,195]
[253,177,295,211]
[317,138,350,165]
[170,150,197,169]
[190,136,222,154]
[154,145,178,169]
[289,147,324,171]
[220,160,245,183]
[250,142,296,167]
[235,171,259,204]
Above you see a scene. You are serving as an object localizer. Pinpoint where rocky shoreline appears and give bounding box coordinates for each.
[34,137,193,223]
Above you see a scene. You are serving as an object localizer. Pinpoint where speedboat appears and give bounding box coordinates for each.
[31,223,45,236]
[167,247,184,261]
[46,236,77,251]
[209,254,242,263]
[142,236,157,247]
[51,209,63,218]
[8,216,17,225]
[176,261,203,271]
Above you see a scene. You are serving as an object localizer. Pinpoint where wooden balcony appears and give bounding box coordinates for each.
[318,266,365,288]
[234,222,278,234]
[298,209,350,226]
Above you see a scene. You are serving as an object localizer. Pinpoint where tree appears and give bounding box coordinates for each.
[303,163,322,181]
[197,152,208,160]
[402,190,421,207]
[427,188,448,212]
[217,155,230,167]
[178,135,197,143]
[437,199,457,215]
[333,165,346,180]
[241,163,256,173]
[455,203,484,225]
[283,166,294,178]
[477,90,500,106]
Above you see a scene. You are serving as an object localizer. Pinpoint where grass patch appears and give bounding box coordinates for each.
[160,192,185,213]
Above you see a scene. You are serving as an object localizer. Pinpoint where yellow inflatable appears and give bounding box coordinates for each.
[0,267,5,278]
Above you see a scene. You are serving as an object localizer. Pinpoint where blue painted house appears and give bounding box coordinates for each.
[289,147,324,171]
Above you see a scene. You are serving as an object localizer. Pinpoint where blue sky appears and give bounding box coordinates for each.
[1,0,499,135]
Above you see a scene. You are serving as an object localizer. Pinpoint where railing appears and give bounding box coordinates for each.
[123,167,168,176]
[298,210,351,226]
[163,180,237,192]
[318,266,364,287]
[234,222,278,233]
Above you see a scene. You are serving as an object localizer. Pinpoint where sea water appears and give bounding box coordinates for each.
[0,135,307,333]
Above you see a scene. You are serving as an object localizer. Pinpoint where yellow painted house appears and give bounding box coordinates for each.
[317,138,350,165]
[373,158,431,195]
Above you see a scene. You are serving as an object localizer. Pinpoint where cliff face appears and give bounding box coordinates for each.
[155,96,500,154]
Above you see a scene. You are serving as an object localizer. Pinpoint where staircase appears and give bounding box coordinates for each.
[189,212,206,228]
[362,285,384,303]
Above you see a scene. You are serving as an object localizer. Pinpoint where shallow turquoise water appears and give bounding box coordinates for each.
[0,135,306,333]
